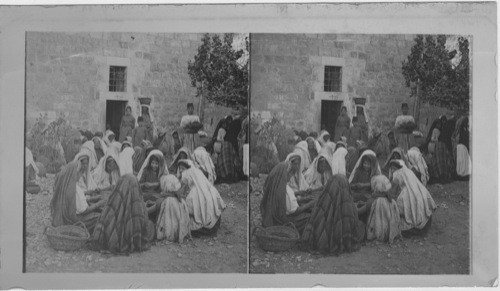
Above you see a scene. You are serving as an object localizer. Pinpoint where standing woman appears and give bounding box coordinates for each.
[456,116,471,180]
[431,116,455,183]
[334,106,351,142]
[180,103,201,153]
[119,106,136,142]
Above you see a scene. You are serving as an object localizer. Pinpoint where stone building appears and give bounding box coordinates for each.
[251,33,451,137]
[26,32,237,137]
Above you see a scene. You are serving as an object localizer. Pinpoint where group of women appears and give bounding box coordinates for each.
[260,128,438,256]
[424,115,470,183]
[50,125,227,255]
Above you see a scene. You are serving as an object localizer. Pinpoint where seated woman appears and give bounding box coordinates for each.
[137,150,169,221]
[25,147,41,194]
[50,152,106,234]
[389,160,436,237]
[365,175,401,243]
[132,140,154,175]
[104,131,122,156]
[91,153,121,205]
[300,174,365,255]
[349,150,381,203]
[294,140,312,172]
[383,147,421,181]
[407,145,430,186]
[349,150,382,223]
[260,152,315,234]
[192,146,217,184]
[118,146,135,176]
[156,175,191,243]
[92,136,108,162]
[331,142,348,176]
[304,150,334,191]
[305,136,321,162]
[345,141,368,176]
[178,159,226,237]
[317,130,336,150]
[91,174,155,254]
[80,140,100,171]
[170,147,194,176]
[120,140,133,152]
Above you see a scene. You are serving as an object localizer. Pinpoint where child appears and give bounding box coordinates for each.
[132,116,149,148]
[347,117,363,148]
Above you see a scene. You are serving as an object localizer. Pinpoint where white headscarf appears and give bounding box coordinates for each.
[371,174,392,193]
[118,147,135,176]
[92,136,108,156]
[331,146,348,176]
[180,165,226,231]
[104,130,122,152]
[304,150,334,189]
[305,136,322,154]
[348,149,381,183]
[137,149,169,182]
[192,147,217,184]
[407,146,430,186]
[92,153,121,189]
[73,151,98,191]
[25,147,39,175]
[317,130,334,148]
[285,151,309,192]
[391,159,436,231]
[294,141,312,172]
[160,174,182,193]
[78,141,99,171]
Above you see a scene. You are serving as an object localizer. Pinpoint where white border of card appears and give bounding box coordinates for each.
[0,1,497,288]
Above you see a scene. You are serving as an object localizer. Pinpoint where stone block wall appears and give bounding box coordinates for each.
[251,33,451,136]
[26,32,234,135]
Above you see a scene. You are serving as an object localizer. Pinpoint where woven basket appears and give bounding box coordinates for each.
[253,222,300,252]
[45,221,90,251]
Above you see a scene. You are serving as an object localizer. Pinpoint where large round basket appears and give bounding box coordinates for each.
[253,222,300,252]
[45,221,90,252]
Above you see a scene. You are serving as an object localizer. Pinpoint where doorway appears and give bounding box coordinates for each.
[320,100,343,138]
[106,100,127,138]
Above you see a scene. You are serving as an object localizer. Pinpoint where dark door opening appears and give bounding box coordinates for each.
[320,100,343,138]
[106,100,127,138]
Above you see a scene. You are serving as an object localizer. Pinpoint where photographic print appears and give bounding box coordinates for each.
[249,33,471,274]
[24,31,249,273]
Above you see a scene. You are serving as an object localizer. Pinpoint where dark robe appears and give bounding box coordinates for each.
[300,175,365,255]
[91,174,154,254]
[260,162,310,233]
[50,162,100,233]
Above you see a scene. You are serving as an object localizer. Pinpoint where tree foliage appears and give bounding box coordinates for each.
[402,35,470,114]
[188,33,248,109]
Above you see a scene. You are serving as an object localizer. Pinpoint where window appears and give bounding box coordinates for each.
[109,66,127,92]
[324,66,342,92]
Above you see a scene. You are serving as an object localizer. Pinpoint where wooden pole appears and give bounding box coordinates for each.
[413,36,425,130]
[198,82,206,123]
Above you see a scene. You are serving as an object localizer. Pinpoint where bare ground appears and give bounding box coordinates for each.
[249,176,470,274]
[25,175,248,273]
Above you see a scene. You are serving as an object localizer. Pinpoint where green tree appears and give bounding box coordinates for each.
[188,33,248,121]
[402,35,470,119]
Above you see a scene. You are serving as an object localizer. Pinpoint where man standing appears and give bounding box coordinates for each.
[180,103,201,153]
[394,103,416,153]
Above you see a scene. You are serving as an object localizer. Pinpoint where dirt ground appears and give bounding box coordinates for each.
[25,174,248,273]
[249,175,470,274]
